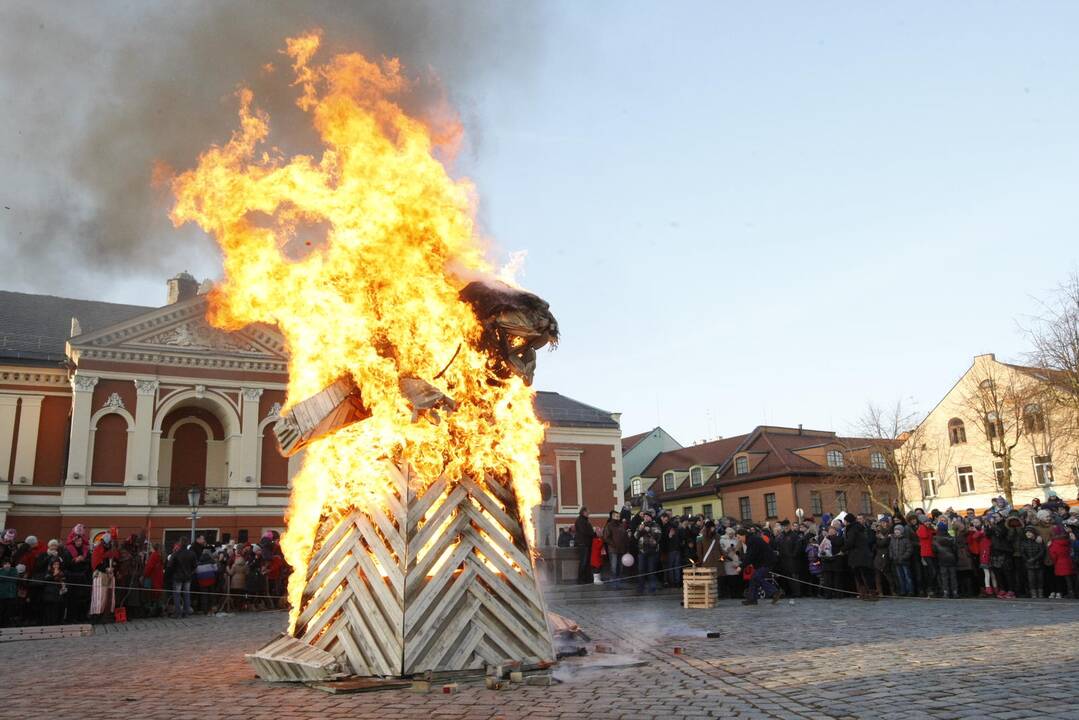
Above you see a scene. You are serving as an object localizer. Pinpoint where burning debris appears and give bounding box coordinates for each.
[273,280,558,457]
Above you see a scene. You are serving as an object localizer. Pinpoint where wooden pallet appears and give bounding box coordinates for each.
[0,624,93,642]
[273,462,556,678]
[683,567,718,609]
[246,633,342,681]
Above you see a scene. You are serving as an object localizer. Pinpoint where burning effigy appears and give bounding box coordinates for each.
[168,32,556,679]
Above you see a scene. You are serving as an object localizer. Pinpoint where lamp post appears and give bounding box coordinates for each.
[188,485,201,548]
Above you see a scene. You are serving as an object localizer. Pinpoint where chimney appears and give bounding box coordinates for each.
[798,424,803,435]
[166,271,199,305]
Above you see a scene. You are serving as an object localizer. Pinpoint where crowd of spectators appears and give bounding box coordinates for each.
[562,488,1079,604]
[0,524,290,627]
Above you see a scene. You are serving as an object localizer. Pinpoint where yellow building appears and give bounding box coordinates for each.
[899,353,1079,511]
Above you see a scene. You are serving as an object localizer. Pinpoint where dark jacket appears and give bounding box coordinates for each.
[843,520,873,569]
[602,520,629,555]
[168,547,198,582]
[777,531,804,572]
[932,532,958,567]
[873,533,890,572]
[742,534,774,569]
[1019,537,1046,570]
[574,516,596,548]
[635,521,661,554]
[889,535,913,564]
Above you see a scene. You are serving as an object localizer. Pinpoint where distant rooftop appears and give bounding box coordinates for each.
[0,290,153,365]
[533,391,619,429]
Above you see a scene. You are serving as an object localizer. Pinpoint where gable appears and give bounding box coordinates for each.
[68,296,288,373]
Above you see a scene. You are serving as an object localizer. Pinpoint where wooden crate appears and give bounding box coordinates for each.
[683,567,718,609]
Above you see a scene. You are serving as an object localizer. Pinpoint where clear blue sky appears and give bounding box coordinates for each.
[5,3,1079,444]
[465,3,1079,443]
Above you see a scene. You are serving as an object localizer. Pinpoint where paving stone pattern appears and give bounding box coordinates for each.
[4,595,1079,719]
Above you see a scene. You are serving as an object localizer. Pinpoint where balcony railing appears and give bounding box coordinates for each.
[155,487,230,506]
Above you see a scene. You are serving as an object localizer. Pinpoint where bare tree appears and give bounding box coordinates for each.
[1025,271,1079,485]
[957,363,1041,505]
[849,399,921,512]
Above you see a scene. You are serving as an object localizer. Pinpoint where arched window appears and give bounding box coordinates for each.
[986,412,1004,439]
[826,450,844,468]
[947,418,967,445]
[1024,403,1046,433]
[870,451,887,470]
[689,467,703,487]
[662,472,675,491]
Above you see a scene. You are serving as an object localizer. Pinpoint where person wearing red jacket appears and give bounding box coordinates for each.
[915,517,938,597]
[1047,525,1075,599]
[143,543,165,616]
[967,521,996,596]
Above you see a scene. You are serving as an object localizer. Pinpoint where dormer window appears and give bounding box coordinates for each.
[735,456,749,475]
[662,472,675,491]
[870,451,887,470]
[631,478,642,496]
[689,467,703,487]
[826,450,844,468]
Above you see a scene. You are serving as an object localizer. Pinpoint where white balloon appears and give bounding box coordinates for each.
[621,553,635,568]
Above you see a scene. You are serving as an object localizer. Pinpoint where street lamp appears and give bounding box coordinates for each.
[188,485,201,548]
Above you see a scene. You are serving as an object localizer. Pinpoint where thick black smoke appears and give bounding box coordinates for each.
[0,1,547,295]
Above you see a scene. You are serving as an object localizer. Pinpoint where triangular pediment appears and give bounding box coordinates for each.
[68,296,289,370]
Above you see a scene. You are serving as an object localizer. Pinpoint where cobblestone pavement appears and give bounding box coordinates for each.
[5,594,1079,719]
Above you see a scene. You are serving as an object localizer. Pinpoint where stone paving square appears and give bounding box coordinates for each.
[3,595,1079,719]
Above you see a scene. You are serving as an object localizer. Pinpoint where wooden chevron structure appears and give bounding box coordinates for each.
[267,463,555,679]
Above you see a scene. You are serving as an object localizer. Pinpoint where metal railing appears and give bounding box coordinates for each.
[154,486,230,506]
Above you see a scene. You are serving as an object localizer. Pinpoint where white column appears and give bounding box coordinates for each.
[64,375,98,504]
[0,395,18,483]
[232,387,263,506]
[12,395,42,485]
[129,379,158,484]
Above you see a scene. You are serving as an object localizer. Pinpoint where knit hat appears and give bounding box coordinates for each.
[1037,509,1052,523]
[936,522,948,535]
[893,525,905,536]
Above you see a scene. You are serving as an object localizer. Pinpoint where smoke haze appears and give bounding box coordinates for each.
[0,1,547,297]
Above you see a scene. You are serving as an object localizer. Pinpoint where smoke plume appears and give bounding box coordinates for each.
[0,1,546,296]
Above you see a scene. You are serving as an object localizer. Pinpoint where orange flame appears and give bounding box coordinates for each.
[169,32,545,630]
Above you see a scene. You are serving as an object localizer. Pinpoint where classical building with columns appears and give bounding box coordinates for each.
[0,274,624,546]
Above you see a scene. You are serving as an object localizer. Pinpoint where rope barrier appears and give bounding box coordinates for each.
[0,574,286,601]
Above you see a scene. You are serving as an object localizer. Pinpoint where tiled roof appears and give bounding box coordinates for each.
[715,427,895,486]
[621,429,652,453]
[0,290,153,365]
[639,435,748,479]
[533,391,619,429]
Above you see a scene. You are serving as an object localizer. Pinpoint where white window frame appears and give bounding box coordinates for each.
[835,490,847,512]
[956,466,976,494]
[555,451,583,513]
[826,450,844,468]
[993,461,1005,491]
[1033,455,1054,486]
[689,466,704,487]
[870,452,887,470]
[764,492,777,518]
[920,471,937,499]
[735,456,749,475]
[631,478,642,496]
[662,471,676,491]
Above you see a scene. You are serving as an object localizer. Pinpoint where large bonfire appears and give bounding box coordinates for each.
[169,32,549,631]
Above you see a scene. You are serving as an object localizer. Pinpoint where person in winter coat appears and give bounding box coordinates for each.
[1004,512,1027,597]
[776,523,804,598]
[954,520,974,597]
[167,536,197,618]
[634,513,661,594]
[143,543,165,617]
[871,525,892,596]
[0,557,18,627]
[40,557,66,625]
[888,525,914,595]
[573,508,596,584]
[932,522,959,599]
[228,553,249,608]
[915,517,939,598]
[805,534,822,596]
[988,515,1015,598]
[90,533,120,622]
[737,527,782,606]
[1019,527,1046,598]
[719,527,743,599]
[194,549,217,614]
[1047,525,1075,599]
[843,515,875,600]
[602,513,629,589]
